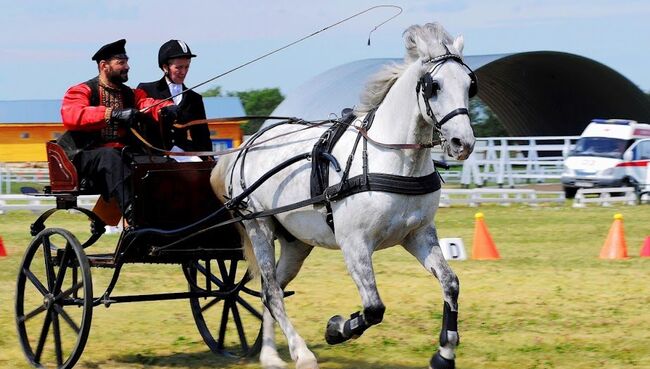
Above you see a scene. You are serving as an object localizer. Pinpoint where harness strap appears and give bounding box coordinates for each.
[150,170,441,255]
[437,108,470,128]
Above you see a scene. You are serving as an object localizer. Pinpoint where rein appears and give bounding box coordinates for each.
[129,114,441,157]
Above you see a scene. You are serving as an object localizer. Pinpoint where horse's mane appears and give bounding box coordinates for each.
[355,23,458,115]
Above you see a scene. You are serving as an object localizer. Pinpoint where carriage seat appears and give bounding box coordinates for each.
[46,141,94,194]
[46,141,122,225]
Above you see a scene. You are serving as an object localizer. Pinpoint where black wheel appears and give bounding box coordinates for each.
[16,228,93,369]
[184,258,263,358]
[563,186,578,199]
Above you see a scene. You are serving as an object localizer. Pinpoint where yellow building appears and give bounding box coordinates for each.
[0,98,245,162]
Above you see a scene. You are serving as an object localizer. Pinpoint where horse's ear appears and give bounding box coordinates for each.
[403,25,426,62]
[453,35,464,54]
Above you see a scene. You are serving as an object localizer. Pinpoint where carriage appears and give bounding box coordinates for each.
[15,141,272,369]
[17,22,477,369]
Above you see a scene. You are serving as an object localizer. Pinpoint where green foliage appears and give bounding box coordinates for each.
[469,98,508,137]
[227,88,284,134]
[200,86,222,97]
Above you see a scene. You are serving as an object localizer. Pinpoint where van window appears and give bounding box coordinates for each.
[634,141,650,160]
[571,137,628,159]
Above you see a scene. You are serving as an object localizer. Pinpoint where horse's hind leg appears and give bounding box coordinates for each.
[260,237,314,369]
[403,225,459,369]
[244,217,318,369]
[325,238,386,345]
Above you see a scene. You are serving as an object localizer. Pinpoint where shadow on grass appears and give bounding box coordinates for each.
[113,345,428,369]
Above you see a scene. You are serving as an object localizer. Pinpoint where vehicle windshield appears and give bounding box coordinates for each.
[570,137,629,159]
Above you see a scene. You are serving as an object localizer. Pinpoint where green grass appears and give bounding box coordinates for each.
[1,204,650,369]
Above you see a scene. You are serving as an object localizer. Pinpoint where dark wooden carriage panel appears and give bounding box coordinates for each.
[132,161,219,229]
[127,160,242,257]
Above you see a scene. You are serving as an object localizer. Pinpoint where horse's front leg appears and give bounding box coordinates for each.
[244,218,318,369]
[403,225,459,369]
[325,237,386,345]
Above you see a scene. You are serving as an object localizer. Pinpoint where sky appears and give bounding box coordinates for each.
[1,0,650,101]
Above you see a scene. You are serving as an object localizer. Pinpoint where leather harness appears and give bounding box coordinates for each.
[227,108,442,233]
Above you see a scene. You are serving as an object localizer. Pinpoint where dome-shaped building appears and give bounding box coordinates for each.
[271,52,650,136]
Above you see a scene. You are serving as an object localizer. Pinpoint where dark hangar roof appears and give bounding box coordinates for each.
[271,52,650,136]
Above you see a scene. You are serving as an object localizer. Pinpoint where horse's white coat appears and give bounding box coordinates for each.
[211,22,475,369]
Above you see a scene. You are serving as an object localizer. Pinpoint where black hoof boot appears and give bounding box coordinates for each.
[325,315,347,345]
[429,351,455,369]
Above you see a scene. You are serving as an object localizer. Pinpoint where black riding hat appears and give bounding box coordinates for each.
[158,40,196,69]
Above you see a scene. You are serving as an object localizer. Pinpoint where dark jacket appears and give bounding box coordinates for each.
[137,77,212,151]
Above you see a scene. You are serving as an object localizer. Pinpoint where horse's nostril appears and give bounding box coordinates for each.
[451,138,462,148]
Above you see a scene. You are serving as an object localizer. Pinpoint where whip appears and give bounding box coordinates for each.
[140,5,402,113]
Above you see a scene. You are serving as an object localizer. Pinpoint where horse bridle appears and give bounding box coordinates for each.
[415,51,478,130]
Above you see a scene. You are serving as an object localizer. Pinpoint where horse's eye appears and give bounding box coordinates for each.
[426,80,440,98]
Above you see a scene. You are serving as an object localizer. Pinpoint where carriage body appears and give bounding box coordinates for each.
[15,142,264,369]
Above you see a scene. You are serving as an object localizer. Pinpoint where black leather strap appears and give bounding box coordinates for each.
[436,108,469,128]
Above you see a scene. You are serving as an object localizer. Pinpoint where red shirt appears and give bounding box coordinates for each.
[60,80,172,148]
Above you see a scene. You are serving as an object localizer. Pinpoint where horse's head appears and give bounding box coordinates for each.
[405,23,476,160]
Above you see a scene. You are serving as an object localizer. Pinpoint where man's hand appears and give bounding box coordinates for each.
[110,108,138,127]
[160,105,181,122]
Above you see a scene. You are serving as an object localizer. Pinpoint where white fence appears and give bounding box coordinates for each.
[0,194,98,213]
[1,136,578,193]
[572,187,637,207]
[439,188,566,207]
[0,165,50,194]
[432,136,579,187]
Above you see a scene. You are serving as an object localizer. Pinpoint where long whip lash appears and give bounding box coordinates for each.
[140,5,402,113]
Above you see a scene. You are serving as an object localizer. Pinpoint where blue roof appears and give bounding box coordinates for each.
[0,96,245,123]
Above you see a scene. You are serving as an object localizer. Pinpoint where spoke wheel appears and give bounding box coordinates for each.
[185,258,263,358]
[16,228,93,369]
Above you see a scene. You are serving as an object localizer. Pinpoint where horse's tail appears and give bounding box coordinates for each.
[210,154,261,279]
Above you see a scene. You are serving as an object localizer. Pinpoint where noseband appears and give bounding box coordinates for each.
[415,52,478,130]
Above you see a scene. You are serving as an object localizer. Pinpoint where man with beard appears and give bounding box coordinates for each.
[138,40,212,156]
[59,39,170,222]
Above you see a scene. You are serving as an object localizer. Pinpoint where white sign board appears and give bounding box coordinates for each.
[439,238,467,261]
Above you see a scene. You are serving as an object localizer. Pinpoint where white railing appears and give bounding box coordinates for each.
[572,188,637,207]
[439,188,566,207]
[0,194,98,213]
[0,165,50,194]
[432,136,579,186]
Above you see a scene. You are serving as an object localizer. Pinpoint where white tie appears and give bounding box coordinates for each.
[171,83,183,105]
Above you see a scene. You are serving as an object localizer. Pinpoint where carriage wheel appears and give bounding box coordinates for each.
[185,258,263,358]
[16,228,93,369]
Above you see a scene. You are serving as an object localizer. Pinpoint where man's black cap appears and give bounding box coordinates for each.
[91,39,128,62]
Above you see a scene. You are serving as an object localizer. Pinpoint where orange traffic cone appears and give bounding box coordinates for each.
[640,236,650,258]
[0,237,6,257]
[471,212,500,260]
[599,213,628,259]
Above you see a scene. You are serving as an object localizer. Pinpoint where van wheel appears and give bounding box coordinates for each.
[622,178,641,203]
[563,186,577,199]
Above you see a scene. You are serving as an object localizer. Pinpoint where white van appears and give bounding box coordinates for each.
[561,119,650,198]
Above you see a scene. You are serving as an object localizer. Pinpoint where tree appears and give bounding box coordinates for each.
[469,97,508,137]
[227,88,284,134]
[201,86,222,97]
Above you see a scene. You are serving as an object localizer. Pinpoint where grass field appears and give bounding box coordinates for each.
[1,204,649,369]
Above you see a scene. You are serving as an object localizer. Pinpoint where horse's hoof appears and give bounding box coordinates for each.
[429,351,455,369]
[324,315,347,345]
[296,357,319,369]
[260,347,288,369]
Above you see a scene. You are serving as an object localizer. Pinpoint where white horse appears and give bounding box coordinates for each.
[211,23,476,369]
